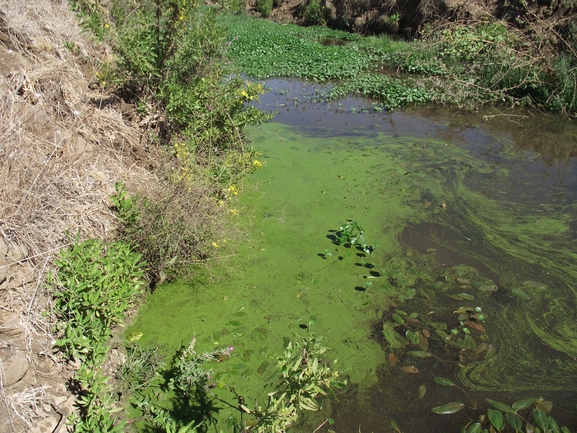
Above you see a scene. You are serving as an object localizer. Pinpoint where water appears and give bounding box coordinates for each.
[127,80,577,432]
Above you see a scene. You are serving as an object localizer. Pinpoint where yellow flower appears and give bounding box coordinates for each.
[229,208,239,216]
[253,160,263,169]
[212,242,219,248]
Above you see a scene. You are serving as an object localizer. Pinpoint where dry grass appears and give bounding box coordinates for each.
[0,1,157,431]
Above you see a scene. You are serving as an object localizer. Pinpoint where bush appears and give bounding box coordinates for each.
[69,0,270,152]
[303,0,324,26]
[111,181,229,286]
[257,0,273,18]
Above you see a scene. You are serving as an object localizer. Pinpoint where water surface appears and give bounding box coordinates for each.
[128,80,577,432]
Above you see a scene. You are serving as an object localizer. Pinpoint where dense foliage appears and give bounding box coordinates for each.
[223,13,577,114]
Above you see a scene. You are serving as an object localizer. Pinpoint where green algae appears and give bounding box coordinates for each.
[127,119,577,430]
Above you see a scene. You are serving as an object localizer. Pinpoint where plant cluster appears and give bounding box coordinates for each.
[123,335,344,433]
[223,14,370,81]
[321,220,381,291]
[69,0,270,152]
[49,237,147,432]
[224,11,577,114]
[440,396,571,433]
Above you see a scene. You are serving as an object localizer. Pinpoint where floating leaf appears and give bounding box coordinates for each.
[450,294,464,301]
[536,401,553,413]
[434,376,454,386]
[431,402,465,414]
[422,329,431,338]
[418,333,429,351]
[393,313,404,324]
[388,353,397,366]
[512,397,535,411]
[464,334,477,351]
[548,416,561,433]
[401,365,419,374]
[486,398,516,414]
[458,293,475,301]
[466,321,486,332]
[405,288,417,299]
[407,350,432,358]
[466,422,482,433]
[455,307,475,314]
[485,344,496,359]
[418,384,427,399]
[561,426,571,433]
[506,413,522,430]
[476,343,488,356]
[479,284,498,292]
[533,409,549,431]
[512,287,531,300]
[526,422,535,433]
[257,361,269,375]
[487,409,504,430]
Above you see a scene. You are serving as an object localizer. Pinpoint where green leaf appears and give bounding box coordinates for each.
[512,287,531,300]
[466,423,482,433]
[512,398,535,411]
[431,402,464,414]
[506,413,522,430]
[487,409,504,430]
[407,351,432,358]
[548,416,560,433]
[434,376,454,386]
[418,384,427,399]
[533,409,549,431]
[486,398,516,414]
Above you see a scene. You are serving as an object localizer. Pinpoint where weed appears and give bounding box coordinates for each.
[49,237,146,361]
[49,236,146,431]
[111,181,227,285]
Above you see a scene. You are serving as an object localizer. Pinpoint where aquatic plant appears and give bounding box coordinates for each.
[334,220,376,254]
[433,396,572,433]
[127,335,344,433]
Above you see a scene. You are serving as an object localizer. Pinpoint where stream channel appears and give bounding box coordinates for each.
[127,79,577,433]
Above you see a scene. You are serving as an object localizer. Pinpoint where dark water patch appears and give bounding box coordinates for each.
[400,222,497,282]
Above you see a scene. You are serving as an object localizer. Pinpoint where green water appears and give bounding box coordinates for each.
[127,84,577,432]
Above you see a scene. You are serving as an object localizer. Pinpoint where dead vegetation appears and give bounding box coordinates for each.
[0,1,157,431]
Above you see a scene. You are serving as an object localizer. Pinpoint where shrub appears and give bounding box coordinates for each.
[303,0,324,26]
[111,181,228,286]
[69,0,270,152]
[257,0,273,18]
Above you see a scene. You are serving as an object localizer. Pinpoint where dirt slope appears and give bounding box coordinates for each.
[0,1,154,432]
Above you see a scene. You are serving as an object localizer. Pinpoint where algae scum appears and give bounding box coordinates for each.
[128,81,577,432]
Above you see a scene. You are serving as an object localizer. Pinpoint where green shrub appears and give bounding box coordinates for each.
[257,0,273,18]
[69,0,270,152]
[303,0,324,26]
